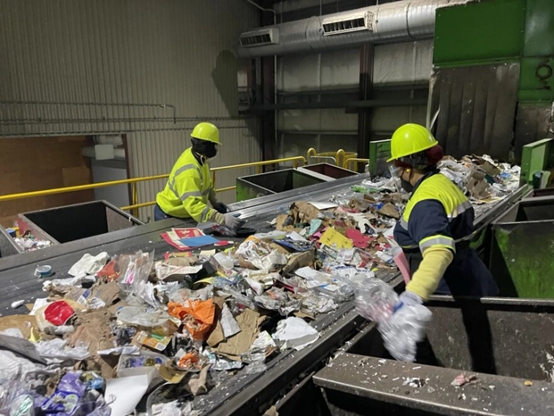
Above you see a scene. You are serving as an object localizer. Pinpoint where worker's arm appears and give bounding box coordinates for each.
[175,171,217,223]
[405,200,455,301]
[209,189,228,213]
[406,247,453,300]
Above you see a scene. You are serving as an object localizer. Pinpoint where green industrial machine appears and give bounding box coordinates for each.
[368,139,391,177]
[520,138,554,187]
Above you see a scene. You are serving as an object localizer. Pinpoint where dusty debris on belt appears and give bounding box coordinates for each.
[403,377,426,388]
[451,373,478,387]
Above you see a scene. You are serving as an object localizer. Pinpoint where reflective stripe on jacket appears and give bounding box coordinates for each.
[393,171,474,255]
[156,148,215,222]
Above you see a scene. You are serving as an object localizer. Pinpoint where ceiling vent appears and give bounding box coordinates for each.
[239,28,280,47]
[322,11,375,36]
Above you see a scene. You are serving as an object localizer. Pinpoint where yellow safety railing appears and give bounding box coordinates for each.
[0,155,307,217]
[307,148,357,167]
[343,157,370,172]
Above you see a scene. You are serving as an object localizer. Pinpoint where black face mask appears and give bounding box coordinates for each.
[401,179,414,193]
[192,138,218,159]
[399,168,414,193]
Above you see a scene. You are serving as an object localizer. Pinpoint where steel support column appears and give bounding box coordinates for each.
[357,43,374,164]
[259,9,277,170]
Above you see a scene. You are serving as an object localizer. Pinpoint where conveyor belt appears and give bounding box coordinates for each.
[0,175,368,314]
[0,176,529,415]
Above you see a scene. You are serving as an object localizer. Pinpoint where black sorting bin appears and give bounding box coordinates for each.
[0,225,21,257]
[18,201,144,245]
[236,169,325,201]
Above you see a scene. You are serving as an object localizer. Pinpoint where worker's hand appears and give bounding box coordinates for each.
[224,213,245,230]
[213,201,229,214]
[381,291,431,362]
[393,291,422,313]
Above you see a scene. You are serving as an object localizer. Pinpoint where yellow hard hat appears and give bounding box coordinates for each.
[191,122,220,145]
[387,123,438,162]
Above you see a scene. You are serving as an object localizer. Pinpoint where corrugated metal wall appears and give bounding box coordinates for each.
[276,40,433,160]
[277,49,360,160]
[0,0,262,219]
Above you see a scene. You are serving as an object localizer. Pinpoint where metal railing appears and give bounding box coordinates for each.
[306,148,357,167]
[0,156,307,217]
[343,157,370,172]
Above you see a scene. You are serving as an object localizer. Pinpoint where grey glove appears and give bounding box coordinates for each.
[224,213,245,230]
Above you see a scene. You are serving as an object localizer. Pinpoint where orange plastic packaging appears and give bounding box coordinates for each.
[177,351,201,371]
[168,299,215,341]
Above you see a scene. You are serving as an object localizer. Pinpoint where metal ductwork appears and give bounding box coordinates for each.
[236,0,469,57]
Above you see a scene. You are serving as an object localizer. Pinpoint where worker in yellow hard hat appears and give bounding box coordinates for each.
[389,123,498,311]
[155,122,244,230]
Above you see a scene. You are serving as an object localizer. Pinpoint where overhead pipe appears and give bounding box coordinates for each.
[250,97,428,111]
[272,0,339,14]
[236,0,470,57]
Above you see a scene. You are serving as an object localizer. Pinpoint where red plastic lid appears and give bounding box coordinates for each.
[44,300,75,326]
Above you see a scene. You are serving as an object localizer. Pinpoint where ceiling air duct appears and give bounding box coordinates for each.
[235,0,470,57]
[322,10,375,36]
[239,28,280,47]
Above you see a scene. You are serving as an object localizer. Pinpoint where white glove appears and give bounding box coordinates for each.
[381,292,431,362]
[224,213,244,230]
[393,291,422,313]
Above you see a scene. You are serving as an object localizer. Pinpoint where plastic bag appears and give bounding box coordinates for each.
[154,259,202,282]
[168,300,216,341]
[379,304,432,362]
[329,190,362,207]
[352,276,432,362]
[117,250,156,305]
[117,250,154,292]
[116,306,171,328]
[0,379,39,416]
[352,276,396,323]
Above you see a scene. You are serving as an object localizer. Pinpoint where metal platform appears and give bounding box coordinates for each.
[313,297,554,416]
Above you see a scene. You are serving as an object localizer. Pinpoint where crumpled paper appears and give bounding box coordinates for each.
[273,317,319,351]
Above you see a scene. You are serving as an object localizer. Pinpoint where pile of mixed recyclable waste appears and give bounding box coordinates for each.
[0,154,520,415]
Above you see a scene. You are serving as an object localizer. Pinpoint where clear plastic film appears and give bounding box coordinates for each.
[117,250,156,306]
[351,275,432,362]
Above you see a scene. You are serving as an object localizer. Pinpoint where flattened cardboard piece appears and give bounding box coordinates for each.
[378,203,400,219]
[69,309,115,356]
[215,309,264,359]
[0,315,37,339]
[281,250,315,275]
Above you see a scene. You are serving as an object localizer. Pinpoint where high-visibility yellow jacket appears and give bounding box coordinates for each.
[156,148,216,223]
[393,170,474,299]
